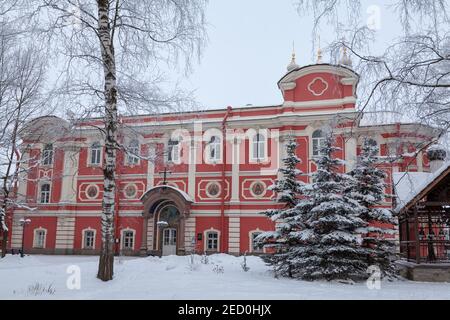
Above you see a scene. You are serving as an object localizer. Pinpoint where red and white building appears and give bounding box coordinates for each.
[7,56,441,256]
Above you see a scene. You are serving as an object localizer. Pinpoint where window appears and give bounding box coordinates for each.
[206,231,218,251]
[122,230,135,250]
[126,139,140,165]
[251,232,263,253]
[83,230,95,249]
[312,130,326,157]
[40,183,50,204]
[90,142,101,165]
[208,136,221,161]
[252,133,266,160]
[168,138,180,162]
[42,144,53,166]
[33,229,46,248]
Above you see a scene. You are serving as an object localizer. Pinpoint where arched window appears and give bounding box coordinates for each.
[252,133,266,161]
[168,138,180,163]
[126,139,140,165]
[40,183,50,204]
[42,144,53,166]
[33,229,47,248]
[90,142,101,165]
[209,136,221,161]
[312,130,326,157]
[121,229,135,250]
[205,230,219,252]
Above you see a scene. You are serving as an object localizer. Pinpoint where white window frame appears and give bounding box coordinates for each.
[126,139,140,166]
[208,135,222,162]
[312,129,326,157]
[250,132,267,162]
[89,142,102,166]
[204,228,220,252]
[167,138,180,164]
[33,228,47,249]
[42,144,54,166]
[39,183,51,204]
[121,228,135,250]
[249,230,264,253]
[82,228,96,250]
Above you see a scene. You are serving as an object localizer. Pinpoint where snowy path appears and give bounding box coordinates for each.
[0,254,449,300]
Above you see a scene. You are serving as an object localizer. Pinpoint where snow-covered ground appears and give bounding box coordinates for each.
[1,254,449,300]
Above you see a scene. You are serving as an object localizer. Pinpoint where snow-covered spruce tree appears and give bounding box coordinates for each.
[256,138,310,277]
[289,132,370,282]
[347,138,398,279]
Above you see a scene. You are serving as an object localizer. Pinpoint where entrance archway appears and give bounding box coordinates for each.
[140,185,193,256]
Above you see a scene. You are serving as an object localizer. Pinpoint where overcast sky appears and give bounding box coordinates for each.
[180,0,400,109]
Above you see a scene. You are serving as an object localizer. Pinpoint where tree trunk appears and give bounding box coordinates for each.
[96,0,118,282]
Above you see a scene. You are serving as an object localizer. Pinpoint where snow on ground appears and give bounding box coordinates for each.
[0,254,449,300]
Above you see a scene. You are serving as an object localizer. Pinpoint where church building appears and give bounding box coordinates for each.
[7,50,441,257]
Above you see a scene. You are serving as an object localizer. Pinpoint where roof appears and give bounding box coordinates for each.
[393,161,450,213]
[140,185,193,203]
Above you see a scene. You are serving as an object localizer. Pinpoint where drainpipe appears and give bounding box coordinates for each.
[114,127,123,255]
[220,106,232,253]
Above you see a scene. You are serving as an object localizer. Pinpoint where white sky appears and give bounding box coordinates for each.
[180,0,400,109]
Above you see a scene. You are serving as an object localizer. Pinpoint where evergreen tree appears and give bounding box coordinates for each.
[256,138,309,277]
[347,138,398,279]
[288,132,370,282]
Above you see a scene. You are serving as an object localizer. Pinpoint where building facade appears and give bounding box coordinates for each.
[7,59,441,257]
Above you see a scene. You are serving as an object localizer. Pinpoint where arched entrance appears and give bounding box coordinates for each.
[140,186,193,256]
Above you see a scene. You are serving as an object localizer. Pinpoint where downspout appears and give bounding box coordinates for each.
[114,121,123,255]
[220,106,232,253]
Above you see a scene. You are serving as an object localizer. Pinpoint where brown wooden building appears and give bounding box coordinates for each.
[394,148,450,282]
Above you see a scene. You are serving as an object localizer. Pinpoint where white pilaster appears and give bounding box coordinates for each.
[231,138,241,202]
[11,216,24,249]
[55,216,76,250]
[146,217,154,250]
[345,136,357,172]
[60,147,79,203]
[228,216,240,254]
[147,145,155,188]
[184,216,196,253]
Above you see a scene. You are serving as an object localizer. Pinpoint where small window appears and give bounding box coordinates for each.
[168,138,180,163]
[127,139,140,165]
[252,133,266,160]
[90,142,101,165]
[40,183,50,204]
[122,230,134,250]
[33,229,46,248]
[312,130,326,157]
[83,230,95,249]
[251,232,263,253]
[42,144,53,166]
[209,136,221,161]
[206,231,218,251]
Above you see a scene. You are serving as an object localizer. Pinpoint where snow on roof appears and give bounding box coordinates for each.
[393,161,450,213]
[140,185,193,203]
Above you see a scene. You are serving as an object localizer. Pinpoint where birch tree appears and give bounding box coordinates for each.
[8,0,208,281]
